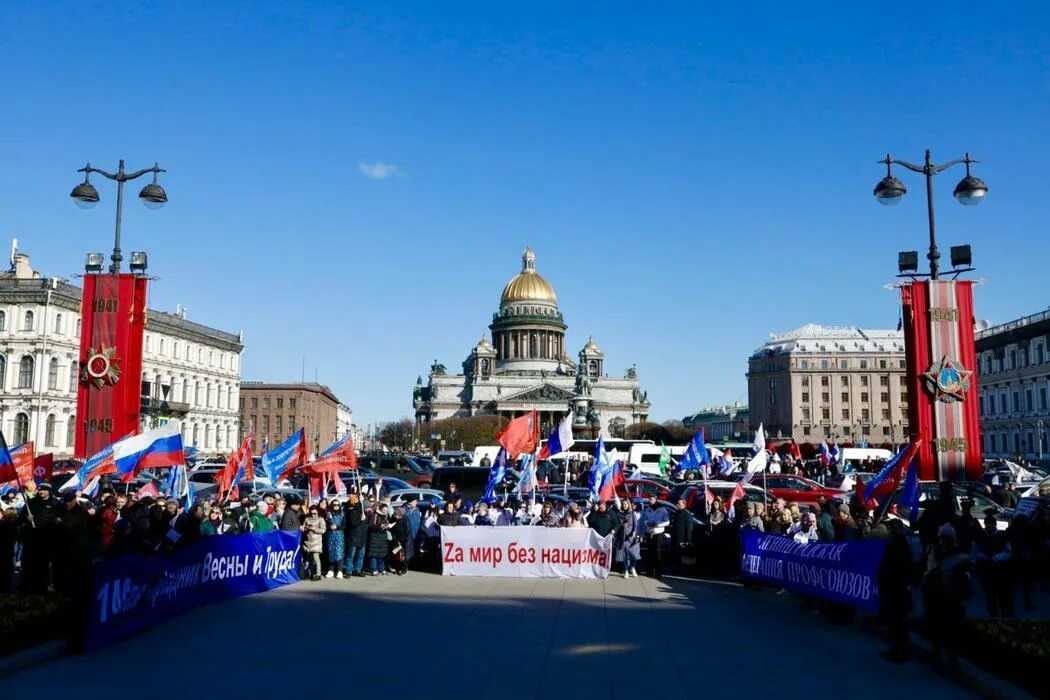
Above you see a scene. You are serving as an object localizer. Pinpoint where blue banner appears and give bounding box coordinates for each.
[740,530,886,612]
[262,429,304,484]
[88,531,301,649]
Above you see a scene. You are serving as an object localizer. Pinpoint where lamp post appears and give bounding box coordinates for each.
[71,160,167,273]
[874,150,987,279]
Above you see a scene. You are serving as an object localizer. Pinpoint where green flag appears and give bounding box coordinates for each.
[657,442,670,477]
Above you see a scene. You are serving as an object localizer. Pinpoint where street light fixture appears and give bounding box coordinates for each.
[70,160,167,274]
[875,150,987,280]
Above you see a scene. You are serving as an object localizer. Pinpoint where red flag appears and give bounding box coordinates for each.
[705,487,716,509]
[497,410,539,458]
[789,440,802,462]
[855,479,877,511]
[726,482,746,516]
[308,473,324,502]
[1,442,36,488]
[134,480,160,500]
[33,454,54,484]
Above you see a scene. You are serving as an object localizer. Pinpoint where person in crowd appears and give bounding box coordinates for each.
[403,497,422,566]
[918,481,958,550]
[345,494,368,577]
[971,513,1012,618]
[787,512,819,544]
[764,499,787,535]
[438,501,460,528]
[564,506,586,529]
[587,500,619,537]
[280,500,303,532]
[745,503,764,532]
[0,507,18,593]
[325,499,346,578]
[639,495,670,579]
[816,498,836,542]
[389,506,410,575]
[832,503,857,541]
[671,498,694,572]
[367,502,392,575]
[247,501,274,534]
[536,501,559,527]
[514,498,535,525]
[302,505,326,581]
[20,483,63,593]
[997,480,1019,509]
[201,507,230,536]
[877,518,914,663]
[1007,513,1037,611]
[616,498,641,578]
[445,483,460,504]
[474,502,495,526]
[921,523,973,671]
[495,498,516,526]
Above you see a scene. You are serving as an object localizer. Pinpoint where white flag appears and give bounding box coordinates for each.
[752,422,766,455]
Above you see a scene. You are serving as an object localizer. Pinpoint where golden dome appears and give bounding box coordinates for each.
[583,336,601,352]
[500,247,558,304]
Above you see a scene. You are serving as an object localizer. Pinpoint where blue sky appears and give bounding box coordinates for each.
[1,2,1047,427]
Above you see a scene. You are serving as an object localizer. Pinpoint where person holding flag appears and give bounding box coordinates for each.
[5,432,62,594]
[481,448,508,503]
[589,436,615,503]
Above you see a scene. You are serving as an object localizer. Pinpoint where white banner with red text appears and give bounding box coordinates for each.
[440,526,614,579]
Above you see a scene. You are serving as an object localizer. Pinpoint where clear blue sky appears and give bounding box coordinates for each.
[2,2,1047,427]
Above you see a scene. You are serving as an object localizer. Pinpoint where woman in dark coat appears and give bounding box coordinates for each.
[367,503,392,575]
[389,506,410,575]
[344,495,368,577]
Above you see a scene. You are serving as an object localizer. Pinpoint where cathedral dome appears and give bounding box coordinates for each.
[500,247,558,305]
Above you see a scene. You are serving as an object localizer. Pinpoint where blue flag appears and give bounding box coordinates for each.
[589,436,614,502]
[481,448,508,503]
[679,428,710,471]
[901,454,921,525]
[262,431,305,485]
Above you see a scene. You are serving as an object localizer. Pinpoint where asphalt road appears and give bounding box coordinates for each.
[11,572,969,700]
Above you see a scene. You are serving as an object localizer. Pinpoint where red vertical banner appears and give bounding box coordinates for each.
[75,274,148,458]
[900,280,982,482]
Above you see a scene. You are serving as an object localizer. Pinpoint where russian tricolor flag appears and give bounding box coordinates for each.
[538,412,575,459]
[113,422,185,479]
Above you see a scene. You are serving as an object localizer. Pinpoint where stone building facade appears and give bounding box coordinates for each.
[239,382,342,457]
[747,324,909,445]
[975,308,1050,460]
[413,248,650,437]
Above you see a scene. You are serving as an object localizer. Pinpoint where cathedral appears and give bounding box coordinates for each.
[413,247,650,438]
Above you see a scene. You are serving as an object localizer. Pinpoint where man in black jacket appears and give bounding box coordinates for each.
[344,495,368,577]
[587,501,619,537]
[671,498,695,573]
[21,484,64,593]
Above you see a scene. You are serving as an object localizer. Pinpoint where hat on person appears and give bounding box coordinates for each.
[938,522,957,540]
[37,483,53,492]
[837,503,850,515]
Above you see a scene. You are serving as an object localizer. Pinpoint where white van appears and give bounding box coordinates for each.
[470,446,501,466]
[840,447,893,466]
[628,444,686,476]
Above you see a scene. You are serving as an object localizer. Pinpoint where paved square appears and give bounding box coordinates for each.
[17,573,969,699]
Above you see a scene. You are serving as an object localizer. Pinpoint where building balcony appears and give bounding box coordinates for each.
[140,397,191,416]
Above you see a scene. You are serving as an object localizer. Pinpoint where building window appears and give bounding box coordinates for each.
[840,360,848,370]
[70,361,77,393]
[899,360,905,368]
[821,408,830,420]
[263,398,270,409]
[840,392,848,403]
[54,313,62,334]
[860,392,869,403]
[66,416,75,447]
[75,318,81,337]
[1025,389,1033,411]
[800,360,809,369]
[0,310,5,331]
[803,426,811,436]
[22,310,33,331]
[820,376,829,387]
[1040,387,1048,410]
[841,409,849,420]
[47,357,58,390]
[821,392,829,403]
[879,360,887,369]
[14,413,29,444]
[843,427,851,436]
[277,398,284,409]
[145,336,152,353]
[840,376,848,387]
[1014,433,1021,453]
[801,392,809,402]
[45,415,56,447]
[801,377,810,387]
[0,356,5,389]
[251,397,258,409]
[192,424,200,446]
[1000,395,1007,413]
[276,416,283,434]
[860,360,868,369]
[250,415,258,430]
[1009,350,1016,369]
[862,409,870,421]
[186,345,192,361]
[861,376,869,387]
[802,408,810,420]
[160,339,166,355]
[205,425,212,448]
[900,392,908,406]
[821,360,829,370]
[881,408,890,419]
[979,396,985,416]
[18,355,34,389]
[195,383,202,406]
[1013,393,1020,412]
[881,392,889,403]
[240,398,244,410]
[880,376,889,386]
[289,398,296,409]
[1037,344,1045,364]
[262,416,270,433]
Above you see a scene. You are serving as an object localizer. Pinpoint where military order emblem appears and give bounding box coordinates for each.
[82,346,122,388]
[923,355,971,403]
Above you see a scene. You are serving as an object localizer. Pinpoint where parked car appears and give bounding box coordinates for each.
[885,481,1013,530]
[616,479,671,501]
[387,488,445,510]
[430,466,503,502]
[356,454,435,486]
[751,475,847,505]
[675,481,767,516]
